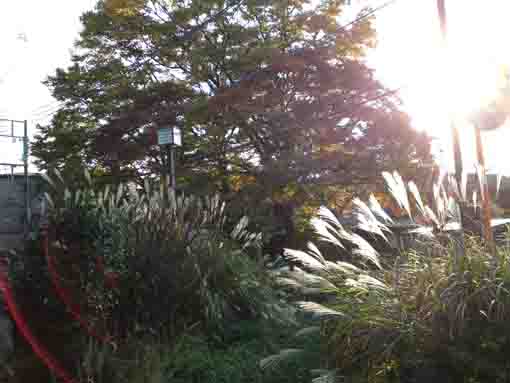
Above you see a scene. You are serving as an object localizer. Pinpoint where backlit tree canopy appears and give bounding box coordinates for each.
[32,0,432,196]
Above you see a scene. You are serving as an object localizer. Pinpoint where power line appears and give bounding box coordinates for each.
[31,105,63,119]
[31,114,59,126]
[32,113,58,124]
[32,113,59,123]
[32,109,61,119]
[326,0,405,116]
[357,85,404,107]
[180,0,244,39]
[336,0,400,34]
[30,101,63,114]
[30,102,64,116]
[30,0,401,132]
[240,0,401,84]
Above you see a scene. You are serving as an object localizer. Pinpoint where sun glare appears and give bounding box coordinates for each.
[372,1,510,173]
[440,2,509,119]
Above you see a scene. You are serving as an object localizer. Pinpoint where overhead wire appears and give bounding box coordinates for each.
[30,101,64,114]
[287,0,406,119]
[95,0,405,142]
[27,0,403,134]
[31,104,63,120]
[335,0,400,34]
[32,114,59,125]
[333,0,405,114]
[32,109,62,120]
[241,0,407,144]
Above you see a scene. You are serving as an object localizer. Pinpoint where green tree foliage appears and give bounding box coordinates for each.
[32,0,433,250]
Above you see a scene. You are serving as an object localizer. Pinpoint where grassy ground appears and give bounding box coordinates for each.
[162,321,316,383]
[4,317,314,383]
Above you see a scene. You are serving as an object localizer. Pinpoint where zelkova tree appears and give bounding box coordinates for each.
[32,0,432,246]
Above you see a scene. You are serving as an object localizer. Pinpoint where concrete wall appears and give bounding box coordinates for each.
[0,175,45,252]
[0,175,46,368]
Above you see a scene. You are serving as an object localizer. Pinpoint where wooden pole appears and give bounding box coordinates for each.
[474,125,496,255]
[437,0,465,261]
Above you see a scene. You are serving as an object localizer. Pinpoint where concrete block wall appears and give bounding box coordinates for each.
[0,175,45,252]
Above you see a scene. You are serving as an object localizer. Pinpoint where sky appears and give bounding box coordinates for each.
[1,0,510,174]
[370,0,510,174]
[0,0,97,170]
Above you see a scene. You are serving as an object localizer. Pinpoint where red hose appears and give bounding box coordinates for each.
[0,257,78,383]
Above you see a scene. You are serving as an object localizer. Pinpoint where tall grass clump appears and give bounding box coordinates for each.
[7,170,306,382]
[40,170,293,339]
[263,171,510,383]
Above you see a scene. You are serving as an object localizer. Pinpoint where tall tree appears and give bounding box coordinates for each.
[32,0,432,246]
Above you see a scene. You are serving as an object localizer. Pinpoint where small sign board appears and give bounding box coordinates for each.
[157,127,182,146]
[174,128,182,146]
[157,128,173,145]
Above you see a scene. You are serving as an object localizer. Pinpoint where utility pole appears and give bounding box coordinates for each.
[437,0,465,260]
[23,120,30,236]
[474,125,496,255]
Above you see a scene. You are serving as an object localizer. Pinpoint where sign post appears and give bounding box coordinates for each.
[157,126,182,190]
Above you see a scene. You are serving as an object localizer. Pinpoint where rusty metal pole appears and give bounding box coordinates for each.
[437,0,465,263]
[474,125,496,255]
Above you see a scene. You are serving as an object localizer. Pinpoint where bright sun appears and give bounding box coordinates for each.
[371,0,510,174]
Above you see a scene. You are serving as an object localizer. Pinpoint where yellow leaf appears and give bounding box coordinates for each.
[105,0,145,17]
